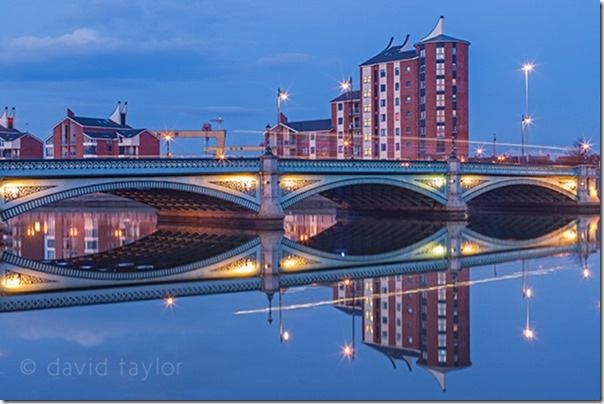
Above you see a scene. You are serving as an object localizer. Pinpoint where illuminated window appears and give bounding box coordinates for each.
[363,89,371,97]
[364,118,371,127]
[363,76,371,83]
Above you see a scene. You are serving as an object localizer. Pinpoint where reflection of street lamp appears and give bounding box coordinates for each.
[520,63,534,163]
[278,288,290,343]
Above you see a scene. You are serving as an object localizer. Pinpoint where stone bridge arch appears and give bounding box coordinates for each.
[0,179,261,221]
[463,177,577,205]
[280,176,448,210]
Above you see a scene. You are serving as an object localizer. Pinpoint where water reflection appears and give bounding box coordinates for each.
[0,207,600,397]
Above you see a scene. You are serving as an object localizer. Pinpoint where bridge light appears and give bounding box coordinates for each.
[461,242,478,255]
[562,229,577,241]
[232,259,257,275]
[580,141,592,153]
[562,180,577,191]
[475,146,484,157]
[429,177,445,188]
[432,244,446,257]
[4,185,19,200]
[2,273,21,289]
[281,255,304,270]
[34,221,41,233]
[582,266,591,279]
[343,278,352,286]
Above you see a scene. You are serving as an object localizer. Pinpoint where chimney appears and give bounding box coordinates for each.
[7,107,15,129]
[120,101,128,126]
[66,108,75,118]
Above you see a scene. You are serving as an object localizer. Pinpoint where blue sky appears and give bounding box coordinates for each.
[0,0,599,154]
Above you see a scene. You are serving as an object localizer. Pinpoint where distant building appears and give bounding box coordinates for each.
[0,107,43,159]
[45,102,160,159]
[267,16,469,160]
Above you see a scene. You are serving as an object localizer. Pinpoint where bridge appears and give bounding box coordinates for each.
[1,215,598,312]
[0,154,599,225]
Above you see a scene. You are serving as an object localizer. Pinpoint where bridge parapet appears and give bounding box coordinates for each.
[459,162,581,176]
[0,158,261,178]
[279,159,448,173]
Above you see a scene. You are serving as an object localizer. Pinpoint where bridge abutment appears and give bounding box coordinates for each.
[576,165,600,207]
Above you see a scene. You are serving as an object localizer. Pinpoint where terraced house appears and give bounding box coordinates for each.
[45,101,160,159]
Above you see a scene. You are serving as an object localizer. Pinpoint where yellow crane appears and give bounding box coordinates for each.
[151,126,227,158]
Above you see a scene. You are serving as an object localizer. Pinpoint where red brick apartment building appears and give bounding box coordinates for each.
[45,101,160,159]
[0,107,43,159]
[266,16,469,160]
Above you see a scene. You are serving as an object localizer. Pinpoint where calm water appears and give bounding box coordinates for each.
[0,205,600,400]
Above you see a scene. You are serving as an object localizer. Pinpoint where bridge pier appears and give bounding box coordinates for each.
[576,165,600,208]
[257,152,285,227]
[446,159,468,219]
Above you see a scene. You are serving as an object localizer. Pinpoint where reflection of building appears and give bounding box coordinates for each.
[4,207,158,260]
[284,214,338,242]
[267,16,469,160]
[45,102,159,159]
[333,269,470,391]
[0,107,43,159]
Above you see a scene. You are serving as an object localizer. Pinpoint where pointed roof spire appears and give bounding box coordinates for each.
[416,16,469,45]
[121,101,128,114]
[422,16,445,42]
[109,101,122,124]
[0,107,7,128]
[424,367,447,392]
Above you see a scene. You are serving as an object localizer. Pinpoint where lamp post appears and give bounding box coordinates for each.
[521,63,534,163]
[339,77,353,160]
[162,131,174,158]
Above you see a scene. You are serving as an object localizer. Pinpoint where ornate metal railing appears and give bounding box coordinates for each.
[459,163,579,176]
[278,159,448,173]
[0,158,261,178]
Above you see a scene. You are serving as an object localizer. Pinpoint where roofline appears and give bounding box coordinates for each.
[359,55,419,67]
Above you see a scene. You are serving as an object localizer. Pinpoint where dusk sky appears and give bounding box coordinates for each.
[0,0,599,154]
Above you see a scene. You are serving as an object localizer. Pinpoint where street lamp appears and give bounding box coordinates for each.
[520,63,535,163]
[162,131,174,158]
[475,146,484,159]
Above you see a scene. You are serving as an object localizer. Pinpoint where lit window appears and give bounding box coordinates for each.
[363,104,371,112]
[364,118,371,127]
[363,76,371,83]
[363,89,371,98]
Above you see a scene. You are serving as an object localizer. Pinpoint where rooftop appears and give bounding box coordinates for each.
[330,90,361,103]
[0,124,29,142]
[285,118,333,132]
[71,116,132,129]
[83,129,146,140]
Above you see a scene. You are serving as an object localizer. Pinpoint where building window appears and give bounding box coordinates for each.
[363,89,371,98]
[364,147,371,156]
[338,146,343,153]
[395,67,400,76]
[380,143,386,151]
[436,78,445,92]
[380,128,386,136]
[338,131,344,139]
[438,349,447,363]
[382,316,388,324]
[310,133,315,140]
[405,111,411,118]
[420,48,425,57]
[436,64,445,76]
[380,84,386,92]
[380,69,386,78]
[405,80,411,88]
[395,97,400,106]
[382,302,388,309]
[395,112,400,121]
[395,83,400,91]
[436,94,445,107]
[380,99,386,107]
[437,109,445,123]
[395,142,400,151]
[363,76,371,83]
[405,126,411,134]
[363,104,371,112]
[364,118,371,127]
[438,318,447,332]
[381,114,386,122]
[395,127,400,136]
[338,117,343,124]
[438,302,447,317]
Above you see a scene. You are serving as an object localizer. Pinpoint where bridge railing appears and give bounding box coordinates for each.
[459,162,581,176]
[0,157,261,178]
[278,159,449,173]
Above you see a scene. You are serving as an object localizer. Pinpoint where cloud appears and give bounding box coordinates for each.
[255,52,314,66]
[0,27,209,64]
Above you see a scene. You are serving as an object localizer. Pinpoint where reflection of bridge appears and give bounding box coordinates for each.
[0,155,599,223]
[1,215,598,312]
